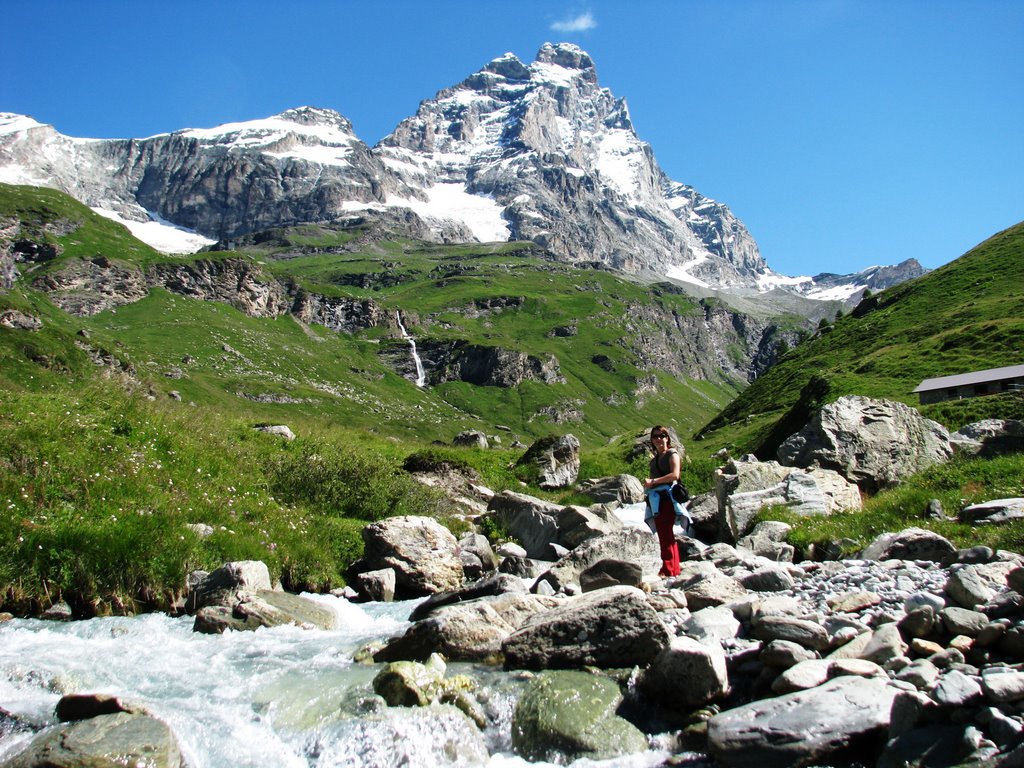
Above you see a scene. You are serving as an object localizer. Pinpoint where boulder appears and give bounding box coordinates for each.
[486,491,619,560]
[714,457,861,541]
[737,520,795,562]
[193,589,336,634]
[255,424,295,441]
[532,528,661,593]
[348,515,464,598]
[861,528,957,564]
[457,532,498,579]
[638,635,730,709]
[579,559,644,592]
[452,430,489,449]
[186,560,273,612]
[707,676,899,768]
[374,602,515,663]
[777,395,953,492]
[502,585,670,669]
[576,474,645,504]
[351,568,396,603]
[516,434,581,489]
[950,419,1024,458]
[0,309,43,330]
[409,572,526,621]
[959,498,1024,526]
[511,670,647,763]
[2,712,183,768]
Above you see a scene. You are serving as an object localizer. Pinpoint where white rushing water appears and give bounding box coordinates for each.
[0,593,671,768]
[395,311,427,388]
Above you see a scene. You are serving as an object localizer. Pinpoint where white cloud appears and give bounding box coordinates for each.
[550,11,597,32]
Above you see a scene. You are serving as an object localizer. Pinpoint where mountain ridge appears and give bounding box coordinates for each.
[0,43,925,306]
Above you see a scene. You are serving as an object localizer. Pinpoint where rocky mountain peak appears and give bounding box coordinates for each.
[482,53,531,81]
[534,42,598,84]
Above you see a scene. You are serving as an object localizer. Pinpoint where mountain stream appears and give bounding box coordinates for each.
[0,506,677,767]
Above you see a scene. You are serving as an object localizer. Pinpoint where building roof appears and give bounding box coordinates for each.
[914,364,1024,393]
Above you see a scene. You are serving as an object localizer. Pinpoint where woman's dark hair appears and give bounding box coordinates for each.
[649,425,672,447]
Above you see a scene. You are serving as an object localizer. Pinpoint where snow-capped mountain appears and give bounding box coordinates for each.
[0,43,919,299]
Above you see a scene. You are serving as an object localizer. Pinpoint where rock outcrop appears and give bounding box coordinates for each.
[778,395,953,492]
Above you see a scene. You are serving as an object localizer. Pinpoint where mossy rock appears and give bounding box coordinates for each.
[511,670,648,762]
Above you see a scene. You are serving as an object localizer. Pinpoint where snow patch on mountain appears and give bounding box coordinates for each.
[0,113,47,135]
[93,208,217,254]
[386,183,510,242]
[175,109,360,167]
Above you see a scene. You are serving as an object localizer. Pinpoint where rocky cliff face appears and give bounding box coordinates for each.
[377,43,766,285]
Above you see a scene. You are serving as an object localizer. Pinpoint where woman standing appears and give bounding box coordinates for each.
[643,425,690,578]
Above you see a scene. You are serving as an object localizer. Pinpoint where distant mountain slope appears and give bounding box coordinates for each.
[697,221,1024,455]
[0,183,807,446]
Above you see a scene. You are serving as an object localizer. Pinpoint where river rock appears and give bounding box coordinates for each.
[576,474,645,504]
[409,572,526,621]
[348,515,464,598]
[351,568,396,603]
[707,676,899,768]
[532,527,660,594]
[511,670,648,763]
[638,635,730,709]
[777,395,953,492]
[186,559,273,611]
[374,600,515,663]
[193,589,336,634]
[2,712,183,768]
[502,585,670,669]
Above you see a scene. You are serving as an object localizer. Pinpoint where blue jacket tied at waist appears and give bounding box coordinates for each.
[644,483,692,534]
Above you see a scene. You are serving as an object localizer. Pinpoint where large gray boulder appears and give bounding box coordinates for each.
[516,434,581,489]
[576,474,645,504]
[485,491,621,560]
[860,527,957,564]
[502,585,670,669]
[374,601,515,663]
[533,527,661,593]
[3,712,184,768]
[778,396,953,492]
[511,670,648,763]
[348,515,464,598]
[950,419,1024,458]
[714,457,861,541]
[707,676,899,768]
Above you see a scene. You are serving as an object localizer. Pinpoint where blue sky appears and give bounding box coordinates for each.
[3,1,1021,278]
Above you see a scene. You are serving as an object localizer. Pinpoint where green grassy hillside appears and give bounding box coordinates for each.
[697,221,1024,456]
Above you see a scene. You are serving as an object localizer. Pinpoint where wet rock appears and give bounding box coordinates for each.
[2,712,183,768]
[511,670,647,763]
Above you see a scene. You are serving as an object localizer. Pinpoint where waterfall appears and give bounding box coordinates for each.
[396,311,426,387]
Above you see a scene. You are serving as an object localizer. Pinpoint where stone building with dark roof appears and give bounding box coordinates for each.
[914,364,1024,404]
